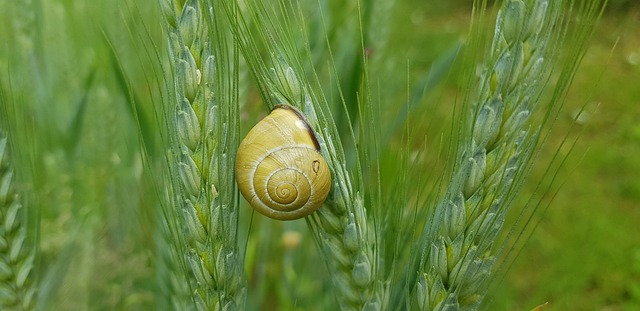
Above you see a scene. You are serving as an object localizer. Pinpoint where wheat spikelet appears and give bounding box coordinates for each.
[159,0,245,309]
[416,1,560,309]
[0,134,36,310]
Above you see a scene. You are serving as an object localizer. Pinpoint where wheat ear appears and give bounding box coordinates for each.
[160,0,245,309]
[221,0,383,306]
[416,1,559,309]
[267,64,382,310]
[0,134,36,310]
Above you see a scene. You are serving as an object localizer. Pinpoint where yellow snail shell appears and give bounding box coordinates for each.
[235,105,331,220]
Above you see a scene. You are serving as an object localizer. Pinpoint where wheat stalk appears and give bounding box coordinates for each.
[416,0,561,309]
[159,0,245,309]
[0,134,36,311]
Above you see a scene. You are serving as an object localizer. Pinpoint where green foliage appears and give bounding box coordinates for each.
[1,0,635,310]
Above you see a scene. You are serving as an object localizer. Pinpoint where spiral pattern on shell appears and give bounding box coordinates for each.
[235,105,331,220]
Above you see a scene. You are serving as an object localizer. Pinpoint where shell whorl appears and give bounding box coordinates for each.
[235,105,331,220]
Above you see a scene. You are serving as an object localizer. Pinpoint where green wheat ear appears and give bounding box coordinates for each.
[275,64,381,310]
[417,0,557,308]
[0,134,36,310]
[219,0,384,307]
[158,0,245,309]
[414,0,605,309]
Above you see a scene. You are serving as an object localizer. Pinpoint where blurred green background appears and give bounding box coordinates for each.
[1,0,639,310]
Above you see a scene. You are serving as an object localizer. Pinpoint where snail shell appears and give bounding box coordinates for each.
[235,105,331,220]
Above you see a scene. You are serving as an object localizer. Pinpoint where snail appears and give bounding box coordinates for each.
[235,104,331,220]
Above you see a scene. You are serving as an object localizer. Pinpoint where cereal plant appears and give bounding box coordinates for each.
[0,0,614,310]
